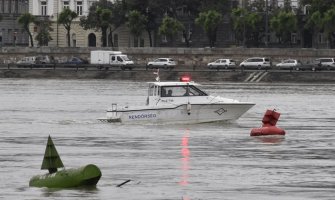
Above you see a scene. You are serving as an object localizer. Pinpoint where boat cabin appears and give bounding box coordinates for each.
[147,82,208,99]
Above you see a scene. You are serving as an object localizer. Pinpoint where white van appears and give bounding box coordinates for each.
[17,56,37,65]
[90,50,134,70]
[16,56,38,67]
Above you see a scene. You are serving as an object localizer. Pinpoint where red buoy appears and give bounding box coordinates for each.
[250,109,285,136]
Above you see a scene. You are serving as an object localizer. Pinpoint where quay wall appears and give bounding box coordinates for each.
[1,47,335,66]
[1,69,335,83]
[1,47,335,83]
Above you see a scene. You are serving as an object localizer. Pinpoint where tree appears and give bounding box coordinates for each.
[270,11,297,45]
[231,8,247,46]
[195,10,222,47]
[18,13,35,47]
[58,8,78,47]
[156,0,201,47]
[34,18,53,46]
[97,8,112,47]
[126,10,147,47]
[246,12,263,47]
[80,0,128,47]
[305,11,323,48]
[301,0,335,13]
[159,16,184,46]
[80,0,114,47]
[108,0,127,47]
[323,7,335,48]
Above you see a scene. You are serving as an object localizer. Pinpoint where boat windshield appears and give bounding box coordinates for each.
[161,85,208,97]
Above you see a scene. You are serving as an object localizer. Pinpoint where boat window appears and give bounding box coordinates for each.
[161,85,207,97]
[187,85,208,96]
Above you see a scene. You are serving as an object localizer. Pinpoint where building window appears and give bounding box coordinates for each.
[41,1,47,16]
[4,0,9,13]
[72,33,76,47]
[76,1,82,16]
[63,1,69,9]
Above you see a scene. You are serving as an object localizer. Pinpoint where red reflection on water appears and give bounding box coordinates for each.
[179,129,190,186]
[254,136,285,144]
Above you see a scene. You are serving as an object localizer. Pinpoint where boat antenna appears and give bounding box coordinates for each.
[153,69,160,82]
[41,135,64,174]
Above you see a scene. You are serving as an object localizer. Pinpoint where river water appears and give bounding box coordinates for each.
[0,79,335,200]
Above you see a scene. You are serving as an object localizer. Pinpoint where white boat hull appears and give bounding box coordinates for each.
[105,103,254,124]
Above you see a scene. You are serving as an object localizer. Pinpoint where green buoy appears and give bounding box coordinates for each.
[29,136,102,188]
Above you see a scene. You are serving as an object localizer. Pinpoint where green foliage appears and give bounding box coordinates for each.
[127,10,147,38]
[305,11,323,30]
[58,8,78,30]
[270,11,297,44]
[195,10,222,47]
[231,8,248,45]
[58,8,78,47]
[34,18,53,46]
[323,7,335,47]
[18,13,36,47]
[80,0,127,47]
[158,16,184,43]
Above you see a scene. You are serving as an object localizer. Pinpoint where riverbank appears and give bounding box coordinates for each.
[1,68,335,83]
[2,47,335,67]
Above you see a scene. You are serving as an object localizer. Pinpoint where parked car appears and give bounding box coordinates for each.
[35,55,56,64]
[315,58,335,70]
[17,56,37,67]
[295,60,322,71]
[276,59,302,70]
[62,57,88,65]
[147,58,176,70]
[207,59,236,70]
[239,57,271,70]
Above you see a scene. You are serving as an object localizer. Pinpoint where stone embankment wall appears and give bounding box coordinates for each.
[1,69,335,83]
[1,47,335,66]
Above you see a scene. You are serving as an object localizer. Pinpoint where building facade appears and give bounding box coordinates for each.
[28,0,327,48]
[0,0,29,47]
[29,0,151,47]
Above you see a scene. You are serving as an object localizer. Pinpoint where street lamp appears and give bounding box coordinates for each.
[265,0,269,47]
[57,13,59,47]
[0,31,2,48]
[13,32,17,47]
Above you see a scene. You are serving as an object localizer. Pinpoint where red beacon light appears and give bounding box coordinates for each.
[180,75,191,82]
